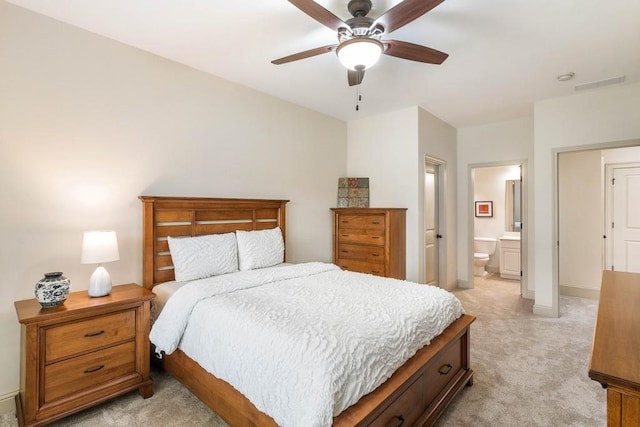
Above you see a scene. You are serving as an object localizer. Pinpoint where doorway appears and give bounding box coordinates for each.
[424,157,445,287]
[605,163,640,273]
[469,162,527,298]
[555,145,640,307]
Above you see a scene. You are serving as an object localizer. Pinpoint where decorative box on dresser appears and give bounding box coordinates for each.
[14,284,155,427]
[589,270,640,427]
[331,208,407,280]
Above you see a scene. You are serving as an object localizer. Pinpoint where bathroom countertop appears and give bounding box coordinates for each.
[500,234,521,241]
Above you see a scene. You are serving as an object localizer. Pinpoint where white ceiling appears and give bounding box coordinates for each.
[7,0,640,127]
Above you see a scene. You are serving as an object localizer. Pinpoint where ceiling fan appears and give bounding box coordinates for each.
[272,0,449,87]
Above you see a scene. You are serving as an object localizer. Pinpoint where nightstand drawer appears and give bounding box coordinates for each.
[44,341,136,403]
[45,310,135,362]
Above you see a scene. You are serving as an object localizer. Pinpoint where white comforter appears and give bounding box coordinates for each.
[150,262,464,427]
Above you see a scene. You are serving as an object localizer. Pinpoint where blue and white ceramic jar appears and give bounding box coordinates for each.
[35,272,70,307]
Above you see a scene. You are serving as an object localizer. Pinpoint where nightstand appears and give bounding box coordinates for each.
[14,283,155,427]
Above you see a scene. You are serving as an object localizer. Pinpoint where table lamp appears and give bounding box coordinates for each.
[81,230,120,297]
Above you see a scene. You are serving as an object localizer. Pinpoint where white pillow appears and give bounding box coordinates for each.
[236,227,284,271]
[167,233,238,282]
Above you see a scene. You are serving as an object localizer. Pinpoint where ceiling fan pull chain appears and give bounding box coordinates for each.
[355,84,360,111]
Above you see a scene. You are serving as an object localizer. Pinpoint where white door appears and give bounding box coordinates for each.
[425,163,438,286]
[613,167,640,272]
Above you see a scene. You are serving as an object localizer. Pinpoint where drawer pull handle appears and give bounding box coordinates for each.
[84,330,105,338]
[371,236,380,240]
[372,221,380,225]
[341,250,349,254]
[372,270,380,274]
[84,365,105,374]
[394,415,405,426]
[372,253,379,257]
[439,363,453,375]
[341,234,349,238]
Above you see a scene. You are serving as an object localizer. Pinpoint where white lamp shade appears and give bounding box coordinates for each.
[337,38,383,71]
[81,231,120,264]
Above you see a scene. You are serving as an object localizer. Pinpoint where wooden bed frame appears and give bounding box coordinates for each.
[140,195,475,426]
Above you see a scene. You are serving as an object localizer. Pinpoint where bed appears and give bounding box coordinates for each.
[140,195,475,426]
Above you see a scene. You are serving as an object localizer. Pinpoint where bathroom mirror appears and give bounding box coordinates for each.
[505,179,522,232]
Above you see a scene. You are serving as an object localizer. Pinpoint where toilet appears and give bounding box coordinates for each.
[474,237,497,276]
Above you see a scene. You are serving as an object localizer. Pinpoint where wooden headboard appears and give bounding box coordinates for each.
[139,196,289,289]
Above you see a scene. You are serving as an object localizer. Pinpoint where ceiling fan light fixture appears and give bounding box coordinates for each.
[336,38,383,71]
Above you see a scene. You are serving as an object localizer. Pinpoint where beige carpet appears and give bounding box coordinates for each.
[1,274,605,426]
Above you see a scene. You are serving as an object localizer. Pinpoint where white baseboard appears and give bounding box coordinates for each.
[0,391,16,416]
[560,285,600,300]
[523,289,535,300]
[533,303,557,317]
[456,279,471,289]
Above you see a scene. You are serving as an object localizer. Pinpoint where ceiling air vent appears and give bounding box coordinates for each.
[575,76,626,91]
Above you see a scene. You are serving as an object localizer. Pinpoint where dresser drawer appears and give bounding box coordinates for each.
[337,259,386,276]
[338,230,385,246]
[422,336,463,407]
[337,243,385,263]
[369,374,424,427]
[336,215,385,231]
[44,341,136,403]
[45,310,136,362]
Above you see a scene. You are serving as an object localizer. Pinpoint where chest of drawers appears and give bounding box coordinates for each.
[14,284,155,427]
[331,208,407,279]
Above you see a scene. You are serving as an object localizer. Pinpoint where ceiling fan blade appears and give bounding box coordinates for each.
[374,0,445,34]
[271,45,337,65]
[348,69,365,86]
[383,40,448,64]
[288,0,347,31]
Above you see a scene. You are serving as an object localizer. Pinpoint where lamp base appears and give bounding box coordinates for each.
[88,265,112,297]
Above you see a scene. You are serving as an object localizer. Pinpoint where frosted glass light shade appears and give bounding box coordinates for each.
[337,38,383,71]
[81,231,119,264]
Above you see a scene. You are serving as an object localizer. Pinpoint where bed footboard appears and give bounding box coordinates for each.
[160,314,474,427]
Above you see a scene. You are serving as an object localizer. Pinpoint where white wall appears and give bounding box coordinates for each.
[558,150,603,292]
[346,107,420,279]
[457,117,534,290]
[533,82,640,316]
[346,107,457,288]
[418,108,458,290]
[473,165,521,271]
[0,2,346,406]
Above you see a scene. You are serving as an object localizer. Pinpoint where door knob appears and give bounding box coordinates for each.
[436,234,443,239]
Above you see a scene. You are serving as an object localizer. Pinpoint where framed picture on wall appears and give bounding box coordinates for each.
[475,201,493,217]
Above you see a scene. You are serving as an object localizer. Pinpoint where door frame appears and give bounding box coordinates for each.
[468,159,529,298]
[421,156,446,287]
[551,139,640,318]
[604,162,640,270]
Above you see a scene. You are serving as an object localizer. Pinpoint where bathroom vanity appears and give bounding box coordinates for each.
[499,235,521,280]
